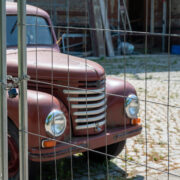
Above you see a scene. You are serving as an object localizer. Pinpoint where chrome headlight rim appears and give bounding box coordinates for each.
[45,109,67,137]
[125,94,139,119]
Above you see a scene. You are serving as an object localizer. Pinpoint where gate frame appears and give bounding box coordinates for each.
[18,0,29,179]
[0,0,8,178]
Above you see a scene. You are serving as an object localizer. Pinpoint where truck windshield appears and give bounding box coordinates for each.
[7,15,53,47]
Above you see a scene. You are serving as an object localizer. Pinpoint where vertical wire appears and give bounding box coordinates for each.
[117,3,128,176]
[122,0,127,178]
[50,0,58,179]
[145,0,149,179]
[84,0,90,179]
[66,0,74,179]
[104,0,109,179]
[34,7,42,180]
[167,0,171,179]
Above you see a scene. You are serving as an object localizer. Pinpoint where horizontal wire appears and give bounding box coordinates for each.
[24,23,180,38]
[28,79,180,109]
[22,129,180,178]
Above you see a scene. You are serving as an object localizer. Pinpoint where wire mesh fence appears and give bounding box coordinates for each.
[1,0,180,179]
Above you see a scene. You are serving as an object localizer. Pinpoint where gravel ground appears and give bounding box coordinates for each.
[39,55,180,180]
[96,55,180,179]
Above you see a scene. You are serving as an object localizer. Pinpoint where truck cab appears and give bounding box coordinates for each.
[6,2,142,179]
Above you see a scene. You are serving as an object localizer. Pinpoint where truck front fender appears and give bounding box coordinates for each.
[106,76,136,127]
[8,89,70,148]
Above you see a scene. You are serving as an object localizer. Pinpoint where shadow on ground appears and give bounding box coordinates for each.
[30,154,144,180]
[93,55,180,75]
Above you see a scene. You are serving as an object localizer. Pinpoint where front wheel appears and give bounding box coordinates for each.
[84,140,126,163]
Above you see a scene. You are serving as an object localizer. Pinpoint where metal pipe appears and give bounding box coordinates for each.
[17,0,29,179]
[162,0,167,52]
[0,0,8,179]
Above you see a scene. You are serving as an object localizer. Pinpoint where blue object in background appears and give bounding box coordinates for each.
[171,45,180,55]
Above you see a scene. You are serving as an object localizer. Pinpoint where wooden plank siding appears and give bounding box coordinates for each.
[25,0,180,49]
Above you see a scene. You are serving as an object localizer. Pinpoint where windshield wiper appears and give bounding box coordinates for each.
[10,20,17,34]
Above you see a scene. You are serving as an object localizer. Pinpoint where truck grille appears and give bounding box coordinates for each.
[63,79,106,133]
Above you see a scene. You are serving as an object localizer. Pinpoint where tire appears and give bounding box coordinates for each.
[84,140,126,163]
[8,120,19,180]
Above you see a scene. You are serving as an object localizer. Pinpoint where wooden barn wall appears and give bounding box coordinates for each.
[171,0,180,29]
[26,0,120,27]
[24,0,180,30]
[153,0,180,44]
[26,0,180,45]
[154,0,180,29]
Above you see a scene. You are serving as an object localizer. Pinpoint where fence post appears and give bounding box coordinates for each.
[0,0,8,179]
[18,0,29,179]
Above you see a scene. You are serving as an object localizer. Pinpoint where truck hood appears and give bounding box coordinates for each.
[7,48,105,82]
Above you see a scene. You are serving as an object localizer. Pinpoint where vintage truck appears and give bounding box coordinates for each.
[6,2,142,179]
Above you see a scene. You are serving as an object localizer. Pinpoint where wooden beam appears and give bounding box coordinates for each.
[88,0,106,57]
[150,0,155,33]
[99,0,115,57]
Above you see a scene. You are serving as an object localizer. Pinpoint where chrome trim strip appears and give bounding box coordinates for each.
[67,94,105,102]
[76,120,106,130]
[71,99,106,109]
[73,106,107,116]
[75,113,106,123]
[63,87,105,95]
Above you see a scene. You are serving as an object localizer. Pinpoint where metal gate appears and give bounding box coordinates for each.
[1,0,180,179]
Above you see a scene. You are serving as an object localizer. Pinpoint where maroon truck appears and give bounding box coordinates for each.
[6,2,142,179]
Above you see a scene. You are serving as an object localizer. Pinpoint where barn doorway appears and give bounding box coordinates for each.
[128,0,146,31]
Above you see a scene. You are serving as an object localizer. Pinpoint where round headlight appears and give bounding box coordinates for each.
[125,94,139,119]
[45,110,66,137]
